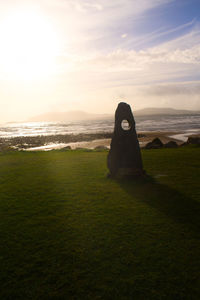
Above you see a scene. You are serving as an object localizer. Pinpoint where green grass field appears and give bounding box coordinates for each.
[0,146,199,299]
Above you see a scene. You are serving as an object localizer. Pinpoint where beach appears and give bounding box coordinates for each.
[37,131,188,151]
[0,130,195,151]
[0,114,199,151]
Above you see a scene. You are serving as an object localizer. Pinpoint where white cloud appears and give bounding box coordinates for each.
[1,0,200,121]
[142,81,200,96]
[53,24,200,112]
[122,19,197,50]
[40,0,173,32]
[69,1,103,13]
[59,31,200,81]
[121,33,127,39]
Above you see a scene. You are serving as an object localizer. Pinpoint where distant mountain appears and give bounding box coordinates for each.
[28,110,112,122]
[28,107,200,122]
[134,107,200,116]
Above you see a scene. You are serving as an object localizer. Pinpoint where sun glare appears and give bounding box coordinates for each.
[0,9,60,80]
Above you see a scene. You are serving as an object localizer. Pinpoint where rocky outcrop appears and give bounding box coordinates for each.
[187,137,200,145]
[164,141,178,148]
[107,102,145,177]
[94,145,108,150]
[62,146,71,150]
[180,136,200,147]
[145,138,163,149]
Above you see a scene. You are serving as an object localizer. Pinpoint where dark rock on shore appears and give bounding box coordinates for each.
[137,133,146,138]
[187,136,200,145]
[61,146,71,150]
[94,146,108,150]
[180,136,200,147]
[164,141,178,148]
[145,138,163,149]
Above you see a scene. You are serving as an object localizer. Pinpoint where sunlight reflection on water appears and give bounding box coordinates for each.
[0,115,200,139]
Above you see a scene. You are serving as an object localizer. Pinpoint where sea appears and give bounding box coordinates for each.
[0,114,200,149]
[1,114,200,138]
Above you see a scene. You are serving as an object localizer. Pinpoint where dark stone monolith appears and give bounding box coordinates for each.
[107,102,145,177]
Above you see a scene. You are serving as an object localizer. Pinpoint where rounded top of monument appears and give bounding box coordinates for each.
[118,102,130,107]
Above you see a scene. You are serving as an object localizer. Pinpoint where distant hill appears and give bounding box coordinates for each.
[28,107,200,122]
[134,107,200,116]
[28,111,112,122]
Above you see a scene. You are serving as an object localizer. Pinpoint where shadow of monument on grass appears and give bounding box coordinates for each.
[116,176,200,235]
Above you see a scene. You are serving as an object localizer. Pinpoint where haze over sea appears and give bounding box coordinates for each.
[1,114,200,142]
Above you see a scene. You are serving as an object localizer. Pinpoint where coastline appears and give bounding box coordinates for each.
[62,130,197,151]
[52,131,184,151]
[0,130,196,151]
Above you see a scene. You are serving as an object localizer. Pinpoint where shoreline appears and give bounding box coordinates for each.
[1,130,199,151]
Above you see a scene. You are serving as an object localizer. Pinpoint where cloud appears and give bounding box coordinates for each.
[121,33,127,39]
[68,1,103,13]
[59,31,200,85]
[1,0,200,121]
[41,0,173,31]
[143,81,200,96]
[122,19,197,50]
[46,0,172,12]
[104,81,200,111]
[55,23,200,112]
[135,82,200,110]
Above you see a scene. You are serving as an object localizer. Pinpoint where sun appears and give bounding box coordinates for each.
[0,9,60,80]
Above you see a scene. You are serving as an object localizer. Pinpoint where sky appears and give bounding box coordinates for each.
[0,0,200,122]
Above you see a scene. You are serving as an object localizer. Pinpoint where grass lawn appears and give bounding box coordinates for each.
[0,146,199,299]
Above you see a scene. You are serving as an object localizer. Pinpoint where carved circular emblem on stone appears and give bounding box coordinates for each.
[121,119,131,131]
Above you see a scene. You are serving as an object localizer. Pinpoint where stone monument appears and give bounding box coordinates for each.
[107,102,145,177]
